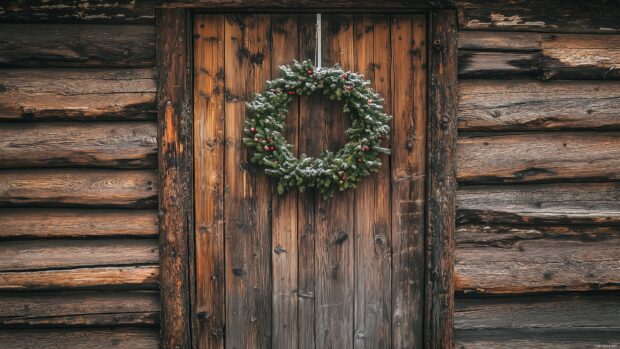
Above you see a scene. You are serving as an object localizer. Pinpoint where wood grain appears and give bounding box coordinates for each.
[193,13,225,349]
[353,14,392,349]
[457,183,620,225]
[0,266,159,291]
[0,328,160,349]
[457,132,620,183]
[0,24,155,68]
[0,68,156,121]
[0,209,158,239]
[458,51,541,78]
[455,224,620,294]
[156,8,193,349]
[458,31,541,51]
[223,14,272,349]
[0,169,157,208]
[390,14,426,349]
[0,122,157,168]
[0,239,158,272]
[455,293,620,348]
[458,80,620,131]
[0,291,160,327]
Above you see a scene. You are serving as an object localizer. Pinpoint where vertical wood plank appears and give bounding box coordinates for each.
[353,14,392,349]
[297,14,318,349]
[391,14,427,349]
[426,10,457,349]
[157,7,192,349]
[315,14,355,349]
[224,14,272,349]
[194,14,225,349]
[270,14,299,349]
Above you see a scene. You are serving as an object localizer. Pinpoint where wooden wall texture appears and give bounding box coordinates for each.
[0,1,618,348]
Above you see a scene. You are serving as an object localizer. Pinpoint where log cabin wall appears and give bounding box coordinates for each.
[0,1,618,348]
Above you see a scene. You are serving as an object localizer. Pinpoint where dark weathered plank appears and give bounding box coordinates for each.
[455,224,620,294]
[455,293,620,349]
[353,14,392,349]
[270,14,299,349]
[0,1,157,24]
[457,183,620,225]
[0,122,157,168]
[0,239,158,272]
[0,265,159,291]
[457,0,620,33]
[193,13,225,349]
[426,10,458,349]
[0,209,157,239]
[0,328,160,349]
[457,132,620,183]
[458,31,542,51]
[0,169,157,208]
[390,14,426,349]
[458,80,620,131]
[542,33,620,80]
[165,0,453,9]
[0,291,160,327]
[223,14,272,349]
[297,14,318,349]
[458,51,541,78]
[0,24,155,68]
[156,8,193,349]
[314,14,355,349]
[0,68,156,121]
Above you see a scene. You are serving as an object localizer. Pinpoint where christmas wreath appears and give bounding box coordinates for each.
[243,60,392,197]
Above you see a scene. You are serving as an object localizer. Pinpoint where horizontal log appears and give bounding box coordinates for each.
[0,122,157,168]
[455,293,620,348]
[457,183,620,225]
[0,169,157,208]
[0,239,158,272]
[457,132,620,183]
[458,51,540,78]
[0,291,159,327]
[458,80,620,131]
[0,209,158,239]
[457,0,620,33]
[455,224,620,294]
[0,266,159,291]
[0,24,155,68]
[458,31,541,51]
[0,1,156,24]
[543,34,620,80]
[0,328,160,349]
[0,69,156,121]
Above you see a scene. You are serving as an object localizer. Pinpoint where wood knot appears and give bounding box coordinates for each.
[333,232,349,245]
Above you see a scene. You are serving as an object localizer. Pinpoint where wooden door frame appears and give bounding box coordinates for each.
[156,4,457,349]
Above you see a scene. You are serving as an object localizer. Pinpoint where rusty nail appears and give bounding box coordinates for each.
[406,142,413,150]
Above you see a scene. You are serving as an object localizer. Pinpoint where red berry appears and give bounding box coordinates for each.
[287,91,296,95]
[250,127,257,133]
[362,145,370,152]
[307,69,313,75]
[341,73,347,79]
[270,146,276,151]
[263,145,271,151]
[341,175,347,180]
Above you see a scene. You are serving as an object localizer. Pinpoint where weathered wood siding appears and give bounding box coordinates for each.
[0,1,618,348]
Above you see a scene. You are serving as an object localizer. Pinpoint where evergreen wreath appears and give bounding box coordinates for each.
[243,60,392,198]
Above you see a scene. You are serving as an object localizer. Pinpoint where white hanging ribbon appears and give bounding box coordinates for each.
[316,13,322,69]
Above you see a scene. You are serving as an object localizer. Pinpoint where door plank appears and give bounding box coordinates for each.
[194,14,226,349]
[353,14,393,349]
[314,14,356,349]
[270,14,300,349]
[391,14,427,349]
[224,14,273,349]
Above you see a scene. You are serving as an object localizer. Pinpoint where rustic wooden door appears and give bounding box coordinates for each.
[193,12,427,348]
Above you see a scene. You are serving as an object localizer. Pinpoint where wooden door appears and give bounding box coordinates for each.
[193,13,427,349]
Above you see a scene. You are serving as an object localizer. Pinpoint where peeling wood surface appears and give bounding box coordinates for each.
[0,69,156,121]
[457,132,620,183]
[458,80,620,131]
[0,169,157,208]
[455,224,620,294]
[0,209,158,239]
[0,24,155,68]
[0,291,160,327]
[0,122,157,168]
[457,183,620,225]
[0,328,160,349]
